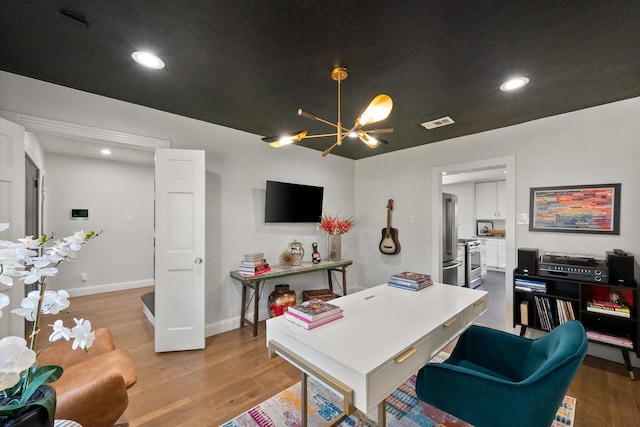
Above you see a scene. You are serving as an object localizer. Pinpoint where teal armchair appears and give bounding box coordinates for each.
[416,320,587,427]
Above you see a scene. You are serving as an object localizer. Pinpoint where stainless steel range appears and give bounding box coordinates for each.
[459,238,483,288]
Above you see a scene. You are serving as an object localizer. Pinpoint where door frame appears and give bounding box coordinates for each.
[431,155,516,331]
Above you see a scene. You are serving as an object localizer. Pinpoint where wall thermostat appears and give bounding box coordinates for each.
[71,209,89,219]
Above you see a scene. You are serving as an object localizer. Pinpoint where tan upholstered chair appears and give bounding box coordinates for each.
[37,328,137,427]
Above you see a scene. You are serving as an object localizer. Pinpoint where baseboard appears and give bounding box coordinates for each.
[65,279,154,297]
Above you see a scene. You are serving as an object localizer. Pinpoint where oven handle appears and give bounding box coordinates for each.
[443,262,462,270]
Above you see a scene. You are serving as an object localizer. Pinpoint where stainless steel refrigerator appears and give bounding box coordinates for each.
[442,193,461,285]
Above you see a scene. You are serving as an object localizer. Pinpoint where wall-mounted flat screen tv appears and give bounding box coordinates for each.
[265,180,324,223]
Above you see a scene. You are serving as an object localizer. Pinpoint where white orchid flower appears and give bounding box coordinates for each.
[63,231,86,251]
[70,318,94,351]
[0,336,37,389]
[41,290,70,314]
[45,240,76,262]
[49,319,73,342]
[16,236,41,249]
[0,293,9,316]
[19,266,58,285]
[11,291,40,321]
[11,289,70,321]
[28,256,54,269]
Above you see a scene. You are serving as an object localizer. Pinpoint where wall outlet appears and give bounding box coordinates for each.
[81,273,88,282]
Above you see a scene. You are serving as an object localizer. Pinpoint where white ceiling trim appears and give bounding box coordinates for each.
[14,113,171,151]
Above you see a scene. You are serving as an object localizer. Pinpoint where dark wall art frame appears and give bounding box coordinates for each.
[529,183,621,234]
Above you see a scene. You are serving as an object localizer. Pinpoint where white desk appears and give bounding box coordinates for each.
[266,283,488,425]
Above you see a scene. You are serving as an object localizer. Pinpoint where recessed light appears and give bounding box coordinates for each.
[131,51,165,69]
[500,77,529,91]
[101,149,111,155]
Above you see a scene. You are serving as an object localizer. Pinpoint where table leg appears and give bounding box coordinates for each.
[252,282,260,337]
[240,283,247,328]
[621,349,635,380]
[341,266,347,295]
[327,269,334,292]
[301,371,308,427]
[378,398,386,426]
[327,267,348,296]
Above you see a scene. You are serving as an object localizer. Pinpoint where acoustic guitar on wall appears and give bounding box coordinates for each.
[379,199,401,255]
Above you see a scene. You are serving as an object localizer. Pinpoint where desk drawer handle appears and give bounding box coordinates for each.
[395,347,417,363]
[474,299,485,307]
[444,317,458,328]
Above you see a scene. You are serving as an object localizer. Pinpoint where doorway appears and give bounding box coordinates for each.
[25,154,39,237]
[431,156,516,331]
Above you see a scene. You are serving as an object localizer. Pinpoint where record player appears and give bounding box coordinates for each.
[539,252,608,283]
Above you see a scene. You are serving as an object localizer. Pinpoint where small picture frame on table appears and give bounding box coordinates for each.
[477,221,493,236]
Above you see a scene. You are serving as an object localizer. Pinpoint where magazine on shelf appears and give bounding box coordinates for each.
[287,300,342,321]
[514,279,547,292]
[284,311,343,330]
[586,302,630,318]
[586,330,633,349]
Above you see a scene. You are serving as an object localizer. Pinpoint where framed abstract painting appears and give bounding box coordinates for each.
[529,183,620,234]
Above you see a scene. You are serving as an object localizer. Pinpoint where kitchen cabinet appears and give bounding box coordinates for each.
[484,238,506,270]
[475,181,506,220]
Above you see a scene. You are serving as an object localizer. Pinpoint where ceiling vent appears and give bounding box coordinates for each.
[421,116,455,129]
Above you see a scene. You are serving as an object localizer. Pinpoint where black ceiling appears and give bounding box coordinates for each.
[2,1,639,159]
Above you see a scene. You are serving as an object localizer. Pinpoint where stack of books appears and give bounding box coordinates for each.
[514,278,547,293]
[586,300,630,318]
[238,252,271,276]
[586,330,633,349]
[284,300,343,330]
[387,271,433,291]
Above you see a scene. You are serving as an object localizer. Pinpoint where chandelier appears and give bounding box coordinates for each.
[262,67,393,157]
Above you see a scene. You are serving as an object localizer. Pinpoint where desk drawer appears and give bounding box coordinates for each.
[465,295,488,326]
[429,313,464,357]
[367,333,434,408]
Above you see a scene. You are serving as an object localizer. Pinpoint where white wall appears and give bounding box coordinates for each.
[354,97,639,287]
[354,97,640,365]
[42,152,155,294]
[0,71,356,335]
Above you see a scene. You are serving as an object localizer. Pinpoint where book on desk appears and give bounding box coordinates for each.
[287,300,341,321]
[387,271,433,291]
[284,310,344,329]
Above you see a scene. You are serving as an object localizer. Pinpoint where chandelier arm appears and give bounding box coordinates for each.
[322,141,341,157]
[298,109,351,133]
[300,133,340,139]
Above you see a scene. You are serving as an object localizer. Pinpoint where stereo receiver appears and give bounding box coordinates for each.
[538,253,608,283]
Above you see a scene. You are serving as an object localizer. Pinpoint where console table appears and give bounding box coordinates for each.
[230,259,353,336]
[266,283,488,426]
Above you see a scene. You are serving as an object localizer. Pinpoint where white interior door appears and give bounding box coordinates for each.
[154,148,205,352]
[0,118,26,338]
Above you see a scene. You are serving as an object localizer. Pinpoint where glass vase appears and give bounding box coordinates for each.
[268,284,297,317]
[327,234,342,261]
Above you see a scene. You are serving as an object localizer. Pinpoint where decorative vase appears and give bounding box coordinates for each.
[0,385,56,427]
[268,284,297,317]
[288,240,305,266]
[327,234,341,261]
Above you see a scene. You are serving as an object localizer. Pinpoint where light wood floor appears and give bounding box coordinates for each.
[42,287,640,426]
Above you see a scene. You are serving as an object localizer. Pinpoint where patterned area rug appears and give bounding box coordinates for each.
[221,353,576,427]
